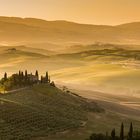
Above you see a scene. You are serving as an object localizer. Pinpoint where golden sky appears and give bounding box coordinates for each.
[0,0,140,25]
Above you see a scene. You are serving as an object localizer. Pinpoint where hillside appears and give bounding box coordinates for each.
[49,43,140,63]
[0,17,140,45]
[1,44,140,95]
[0,84,103,140]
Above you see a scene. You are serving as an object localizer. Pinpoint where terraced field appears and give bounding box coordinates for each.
[0,84,103,140]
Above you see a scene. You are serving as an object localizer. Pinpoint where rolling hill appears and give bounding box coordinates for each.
[0,17,140,46]
[0,44,140,96]
[0,84,103,140]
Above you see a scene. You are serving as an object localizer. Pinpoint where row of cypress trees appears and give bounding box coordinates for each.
[111,122,133,140]
[1,70,51,90]
[88,122,139,140]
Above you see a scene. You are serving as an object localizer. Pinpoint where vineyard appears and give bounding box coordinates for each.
[0,84,103,140]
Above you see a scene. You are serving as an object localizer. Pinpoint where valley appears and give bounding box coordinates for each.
[0,17,140,140]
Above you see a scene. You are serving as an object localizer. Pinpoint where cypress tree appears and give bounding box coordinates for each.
[46,71,48,82]
[120,123,124,140]
[25,70,28,78]
[19,70,21,76]
[20,71,24,86]
[111,128,115,140]
[35,70,39,80]
[21,71,24,79]
[25,70,28,85]
[41,76,43,83]
[4,72,7,80]
[18,70,22,86]
[128,122,133,139]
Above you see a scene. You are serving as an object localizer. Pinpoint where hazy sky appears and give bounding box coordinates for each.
[0,0,140,25]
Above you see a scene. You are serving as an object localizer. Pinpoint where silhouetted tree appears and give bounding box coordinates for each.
[46,71,48,82]
[41,76,43,83]
[21,71,24,79]
[25,70,28,79]
[128,122,133,139]
[111,129,115,140]
[35,70,39,81]
[19,70,21,76]
[4,72,7,81]
[120,123,124,140]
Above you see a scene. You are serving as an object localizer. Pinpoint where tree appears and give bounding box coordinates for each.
[120,123,124,140]
[25,70,28,79]
[18,70,22,86]
[41,76,43,83]
[128,122,133,139]
[19,70,21,76]
[46,71,48,82]
[35,70,39,79]
[111,129,115,140]
[4,72,7,81]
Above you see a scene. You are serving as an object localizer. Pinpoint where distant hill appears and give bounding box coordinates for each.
[0,46,47,61]
[51,44,140,61]
[0,45,56,55]
[60,43,140,54]
[0,84,103,140]
[0,16,140,46]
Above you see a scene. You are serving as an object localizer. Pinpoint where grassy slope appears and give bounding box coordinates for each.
[0,84,102,140]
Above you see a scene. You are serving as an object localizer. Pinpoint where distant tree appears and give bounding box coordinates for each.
[128,122,133,139]
[19,70,21,76]
[4,72,7,81]
[18,70,22,85]
[111,129,116,140]
[25,70,28,79]
[46,71,49,82]
[35,70,39,81]
[41,76,43,83]
[120,123,124,140]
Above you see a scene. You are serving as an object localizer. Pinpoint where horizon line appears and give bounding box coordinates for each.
[0,15,140,26]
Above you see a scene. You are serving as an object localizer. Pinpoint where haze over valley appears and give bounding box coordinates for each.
[0,16,140,140]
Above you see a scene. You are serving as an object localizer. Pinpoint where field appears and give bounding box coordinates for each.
[0,84,103,140]
[0,43,140,139]
[0,44,140,99]
[32,88,140,140]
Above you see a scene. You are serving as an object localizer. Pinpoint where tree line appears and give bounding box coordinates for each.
[87,122,140,140]
[0,70,55,91]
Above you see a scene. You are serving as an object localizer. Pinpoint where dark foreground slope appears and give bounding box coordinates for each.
[0,84,103,140]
